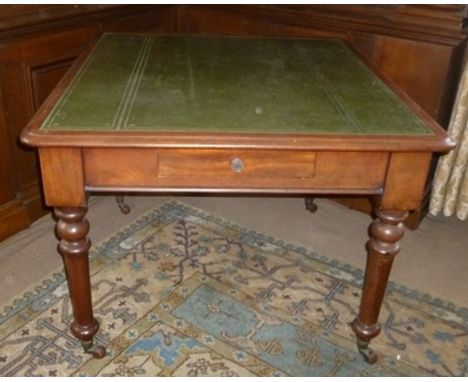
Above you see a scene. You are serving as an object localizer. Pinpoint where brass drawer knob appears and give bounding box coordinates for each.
[230,157,244,173]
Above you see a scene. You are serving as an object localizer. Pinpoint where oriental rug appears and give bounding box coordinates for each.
[0,201,467,377]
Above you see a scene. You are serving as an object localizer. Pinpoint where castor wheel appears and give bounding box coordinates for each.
[356,339,378,364]
[115,196,131,215]
[305,197,318,213]
[81,340,107,359]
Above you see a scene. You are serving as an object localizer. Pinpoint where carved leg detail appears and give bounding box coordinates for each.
[351,209,408,364]
[115,196,131,215]
[55,207,106,359]
[305,197,318,213]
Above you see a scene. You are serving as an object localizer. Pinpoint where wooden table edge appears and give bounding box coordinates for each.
[19,33,455,154]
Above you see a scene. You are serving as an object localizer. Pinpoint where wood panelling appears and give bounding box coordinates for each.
[0,87,16,205]
[101,6,177,34]
[0,5,176,241]
[373,37,454,126]
[30,58,76,109]
[0,26,100,237]
[181,5,466,45]
[0,200,29,241]
[0,5,120,33]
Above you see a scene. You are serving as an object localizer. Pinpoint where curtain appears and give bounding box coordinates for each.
[430,62,468,220]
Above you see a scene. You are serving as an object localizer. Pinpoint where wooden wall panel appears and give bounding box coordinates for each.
[0,88,16,206]
[0,26,101,232]
[30,58,75,109]
[102,6,177,34]
[0,5,175,241]
[376,37,453,124]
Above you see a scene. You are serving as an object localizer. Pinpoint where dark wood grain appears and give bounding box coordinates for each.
[55,206,105,358]
[380,153,432,210]
[82,149,388,192]
[38,148,86,207]
[0,5,176,241]
[351,209,409,364]
[185,5,466,44]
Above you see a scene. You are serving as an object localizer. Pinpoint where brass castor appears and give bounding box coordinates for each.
[81,340,106,359]
[115,196,131,215]
[356,339,378,364]
[305,197,318,213]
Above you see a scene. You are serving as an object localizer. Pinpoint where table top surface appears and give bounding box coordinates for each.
[39,33,432,136]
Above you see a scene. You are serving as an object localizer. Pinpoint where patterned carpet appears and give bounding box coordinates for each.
[0,201,467,377]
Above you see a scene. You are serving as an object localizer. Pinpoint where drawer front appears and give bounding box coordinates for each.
[158,149,316,178]
[83,148,388,192]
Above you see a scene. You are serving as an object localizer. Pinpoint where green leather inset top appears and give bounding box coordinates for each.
[41,33,431,135]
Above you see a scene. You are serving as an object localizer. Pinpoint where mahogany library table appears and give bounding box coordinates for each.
[21,33,454,363]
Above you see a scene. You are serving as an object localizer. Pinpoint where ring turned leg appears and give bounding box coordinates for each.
[55,207,106,359]
[351,209,408,364]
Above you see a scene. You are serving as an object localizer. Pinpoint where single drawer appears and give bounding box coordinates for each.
[158,149,316,179]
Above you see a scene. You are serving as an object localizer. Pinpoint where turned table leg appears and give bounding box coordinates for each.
[55,207,106,359]
[351,209,408,364]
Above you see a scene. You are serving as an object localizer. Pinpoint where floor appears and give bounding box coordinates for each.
[1,195,467,309]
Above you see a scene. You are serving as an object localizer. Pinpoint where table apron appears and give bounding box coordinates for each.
[82,148,389,193]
